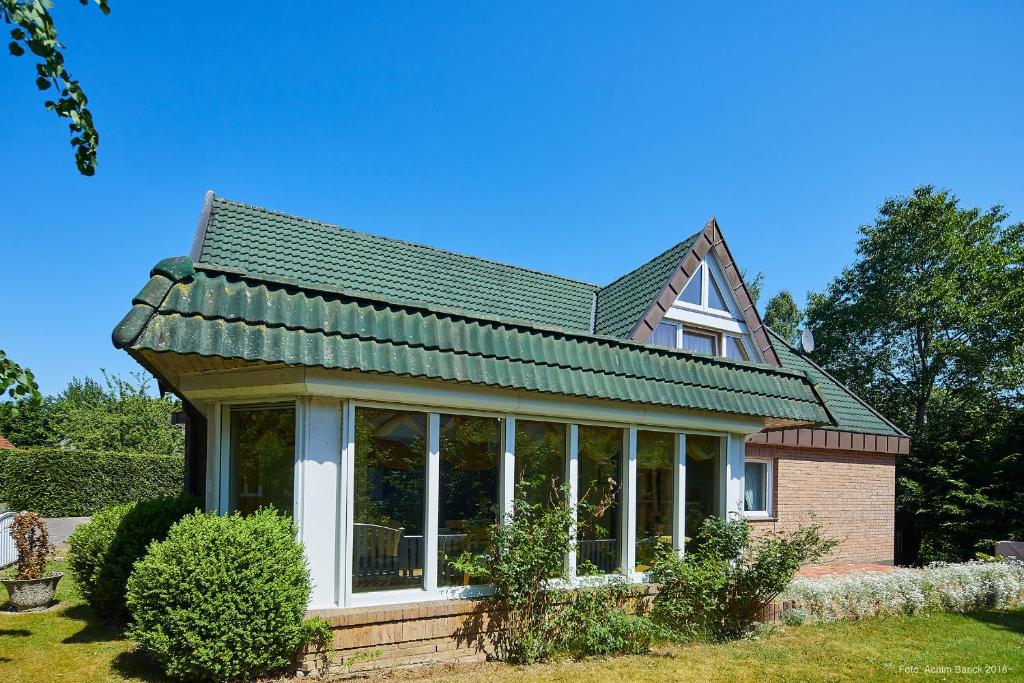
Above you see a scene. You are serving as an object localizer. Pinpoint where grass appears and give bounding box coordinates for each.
[2,566,1022,682]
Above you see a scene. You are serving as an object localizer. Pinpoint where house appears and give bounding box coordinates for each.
[112,192,907,670]
[0,435,14,450]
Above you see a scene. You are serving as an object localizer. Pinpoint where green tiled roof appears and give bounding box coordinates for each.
[196,197,599,332]
[593,235,701,338]
[768,328,904,437]
[113,257,836,427]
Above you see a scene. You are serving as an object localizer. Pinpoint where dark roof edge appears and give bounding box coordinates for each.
[599,230,702,291]
[210,196,601,290]
[623,227,704,340]
[765,327,908,437]
[188,190,215,262]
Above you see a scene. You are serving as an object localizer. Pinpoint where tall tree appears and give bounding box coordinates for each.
[2,0,109,175]
[806,186,1024,561]
[764,290,802,345]
[0,349,40,415]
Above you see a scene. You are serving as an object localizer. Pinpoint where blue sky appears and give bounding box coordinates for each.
[1,2,1022,395]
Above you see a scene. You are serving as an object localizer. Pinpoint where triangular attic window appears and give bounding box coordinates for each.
[708,272,727,311]
[679,266,702,305]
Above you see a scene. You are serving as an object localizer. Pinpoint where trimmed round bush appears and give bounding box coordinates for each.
[126,508,311,682]
[67,495,198,623]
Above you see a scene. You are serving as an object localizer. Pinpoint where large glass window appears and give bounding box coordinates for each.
[635,431,674,571]
[681,327,719,355]
[726,336,749,361]
[353,407,427,593]
[679,267,703,305]
[438,415,502,587]
[649,322,678,349]
[228,404,295,516]
[744,460,770,515]
[684,434,721,543]
[577,425,623,575]
[707,273,728,311]
[514,420,566,506]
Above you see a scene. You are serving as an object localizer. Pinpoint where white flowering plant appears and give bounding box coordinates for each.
[783,559,1024,623]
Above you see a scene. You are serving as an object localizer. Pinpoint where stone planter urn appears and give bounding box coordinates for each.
[1,572,63,612]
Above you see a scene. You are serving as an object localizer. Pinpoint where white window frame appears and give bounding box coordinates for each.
[742,456,773,519]
[210,393,747,610]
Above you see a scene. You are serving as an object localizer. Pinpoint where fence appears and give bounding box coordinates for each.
[0,511,16,569]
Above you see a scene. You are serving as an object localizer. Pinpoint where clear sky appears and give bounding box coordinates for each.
[1,2,1022,395]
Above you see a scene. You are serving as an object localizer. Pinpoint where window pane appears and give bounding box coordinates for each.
[577,425,623,575]
[707,274,728,310]
[681,328,718,355]
[636,431,674,571]
[726,336,749,361]
[353,407,427,593]
[679,265,703,305]
[744,461,768,513]
[514,420,566,506]
[649,322,677,348]
[229,404,295,516]
[685,434,721,544]
[438,415,501,587]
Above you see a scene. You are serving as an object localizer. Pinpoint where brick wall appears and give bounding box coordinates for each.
[745,443,896,565]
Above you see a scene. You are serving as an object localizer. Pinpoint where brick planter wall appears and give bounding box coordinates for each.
[745,444,896,565]
[301,587,790,677]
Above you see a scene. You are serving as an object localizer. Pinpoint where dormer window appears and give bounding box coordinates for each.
[647,256,761,363]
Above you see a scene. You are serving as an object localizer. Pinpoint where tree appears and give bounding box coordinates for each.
[2,0,109,175]
[806,185,1024,561]
[764,290,802,345]
[0,349,40,416]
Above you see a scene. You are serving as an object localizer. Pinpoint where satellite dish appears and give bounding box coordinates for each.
[800,328,815,354]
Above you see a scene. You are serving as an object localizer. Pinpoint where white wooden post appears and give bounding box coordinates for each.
[623,426,637,574]
[673,432,687,554]
[298,398,342,608]
[500,416,516,523]
[725,434,745,519]
[205,401,222,513]
[340,400,356,606]
[424,413,440,591]
[565,423,579,578]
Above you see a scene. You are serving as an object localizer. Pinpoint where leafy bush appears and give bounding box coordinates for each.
[548,581,664,659]
[67,495,197,622]
[784,559,1024,622]
[126,508,311,682]
[7,512,51,580]
[650,516,836,642]
[0,448,183,516]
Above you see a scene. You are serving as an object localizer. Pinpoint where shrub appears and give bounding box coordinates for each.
[548,581,665,659]
[784,559,1024,622]
[8,512,51,580]
[126,508,311,682]
[0,448,183,516]
[650,516,836,642]
[67,495,198,622]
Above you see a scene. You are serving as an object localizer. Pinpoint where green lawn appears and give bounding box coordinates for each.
[3,566,1023,682]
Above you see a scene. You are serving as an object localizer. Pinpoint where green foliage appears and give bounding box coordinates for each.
[805,186,1024,561]
[741,269,765,307]
[0,448,184,516]
[650,516,836,642]
[548,582,664,659]
[125,509,311,682]
[0,372,184,456]
[0,348,40,416]
[66,495,197,623]
[764,290,803,345]
[1,0,109,175]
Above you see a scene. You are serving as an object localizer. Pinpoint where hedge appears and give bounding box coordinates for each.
[0,448,184,517]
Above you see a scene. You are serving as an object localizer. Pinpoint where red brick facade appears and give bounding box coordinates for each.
[745,443,896,565]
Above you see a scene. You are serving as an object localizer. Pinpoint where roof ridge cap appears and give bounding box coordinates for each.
[210,196,600,289]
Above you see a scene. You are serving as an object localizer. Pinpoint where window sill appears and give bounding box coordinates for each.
[742,512,776,522]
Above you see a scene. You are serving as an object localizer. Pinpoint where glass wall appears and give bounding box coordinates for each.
[437,414,502,586]
[635,430,674,571]
[684,434,721,544]
[577,425,622,575]
[514,420,566,506]
[228,404,295,516]
[352,407,427,593]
